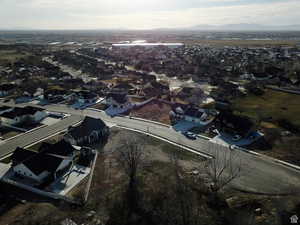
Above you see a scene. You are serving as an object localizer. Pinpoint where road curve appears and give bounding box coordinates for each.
[1,103,300,194]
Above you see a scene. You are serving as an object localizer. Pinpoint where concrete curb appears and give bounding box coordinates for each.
[87,107,300,171]
[116,125,213,159]
[232,187,300,196]
[196,134,211,141]
[2,124,48,142]
[128,116,171,128]
[86,108,105,113]
[24,119,83,149]
[87,108,171,128]
[236,146,300,171]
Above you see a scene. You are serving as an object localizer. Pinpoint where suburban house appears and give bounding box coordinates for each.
[75,90,98,104]
[0,106,47,126]
[11,140,77,184]
[64,116,109,146]
[44,88,70,102]
[215,111,255,138]
[106,92,131,110]
[112,83,136,94]
[170,104,217,126]
[142,81,169,97]
[0,83,16,97]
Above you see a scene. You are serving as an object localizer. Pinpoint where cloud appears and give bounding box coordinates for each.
[0,0,299,29]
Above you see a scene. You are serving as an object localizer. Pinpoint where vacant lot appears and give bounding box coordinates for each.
[130,100,172,125]
[233,89,300,164]
[233,89,300,127]
[1,127,299,225]
[0,128,205,225]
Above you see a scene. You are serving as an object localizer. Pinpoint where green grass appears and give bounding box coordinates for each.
[232,89,300,127]
[0,156,12,164]
[0,50,31,64]
[2,131,21,139]
[146,136,205,162]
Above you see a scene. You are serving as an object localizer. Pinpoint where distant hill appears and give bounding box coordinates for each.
[189,23,300,31]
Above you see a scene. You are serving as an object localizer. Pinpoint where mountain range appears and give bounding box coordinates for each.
[189,23,300,31]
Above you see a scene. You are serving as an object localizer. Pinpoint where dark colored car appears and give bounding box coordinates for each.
[182,131,197,140]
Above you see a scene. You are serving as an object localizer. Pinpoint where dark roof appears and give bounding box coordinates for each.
[185,107,204,118]
[44,89,68,97]
[171,104,205,118]
[217,112,254,136]
[113,83,134,91]
[77,91,97,99]
[68,116,106,140]
[11,142,71,176]
[0,83,16,91]
[39,140,76,157]
[144,81,169,91]
[0,106,11,111]
[23,153,63,176]
[107,92,127,104]
[0,106,44,119]
[11,147,37,166]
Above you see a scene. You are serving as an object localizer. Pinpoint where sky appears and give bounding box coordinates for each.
[0,0,300,30]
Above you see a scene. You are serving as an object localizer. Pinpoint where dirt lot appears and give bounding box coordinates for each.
[1,128,299,225]
[130,100,172,125]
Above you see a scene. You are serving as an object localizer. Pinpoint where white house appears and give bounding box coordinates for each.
[0,106,47,126]
[170,105,216,126]
[11,140,77,184]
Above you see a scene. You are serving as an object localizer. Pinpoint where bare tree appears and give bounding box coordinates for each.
[115,133,147,218]
[203,143,242,194]
[157,153,209,225]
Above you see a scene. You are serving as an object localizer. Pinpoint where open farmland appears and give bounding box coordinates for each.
[0,50,30,64]
[232,89,300,127]
[233,89,300,164]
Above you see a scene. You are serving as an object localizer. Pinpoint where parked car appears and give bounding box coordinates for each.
[182,131,197,140]
[232,135,241,141]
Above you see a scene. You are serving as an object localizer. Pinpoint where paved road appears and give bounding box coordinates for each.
[36,104,300,194]
[0,114,82,158]
[2,103,300,194]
